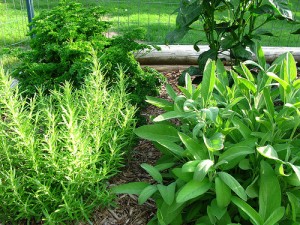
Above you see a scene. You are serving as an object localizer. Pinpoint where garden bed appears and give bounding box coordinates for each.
[86,58,300,224]
[80,70,181,225]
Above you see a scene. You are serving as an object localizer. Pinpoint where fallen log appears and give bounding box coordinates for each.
[135,45,300,65]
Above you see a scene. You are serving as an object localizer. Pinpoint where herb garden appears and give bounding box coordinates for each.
[0,0,300,224]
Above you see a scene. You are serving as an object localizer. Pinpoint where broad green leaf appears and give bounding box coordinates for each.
[138,185,158,205]
[112,182,149,195]
[287,192,300,221]
[218,172,247,201]
[178,86,192,99]
[153,111,184,122]
[263,87,275,117]
[182,160,201,173]
[293,79,300,89]
[285,52,297,82]
[231,196,263,225]
[266,72,289,90]
[156,140,185,157]
[251,131,273,145]
[185,203,204,222]
[271,52,288,73]
[201,107,219,123]
[255,28,273,38]
[231,44,252,60]
[141,163,163,183]
[240,63,255,81]
[178,132,207,159]
[192,84,202,100]
[231,117,252,139]
[198,49,218,73]
[259,161,282,221]
[215,78,227,97]
[239,159,251,170]
[146,217,158,225]
[157,201,185,225]
[207,205,217,224]
[219,214,235,225]
[285,173,300,186]
[193,159,214,182]
[166,84,177,101]
[155,162,176,171]
[192,122,205,139]
[218,138,256,170]
[185,73,193,95]
[238,77,257,94]
[157,208,168,225]
[172,168,193,182]
[174,95,187,112]
[293,102,300,108]
[268,0,293,20]
[227,97,245,109]
[203,132,225,151]
[146,96,174,111]
[215,176,232,208]
[279,59,288,102]
[288,163,300,183]
[179,66,201,87]
[176,0,201,27]
[157,182,176,205]
[153,142,177,156]
[134,124,179,143]
[244,60,264,72]
[183,99,198,112]
[252,43,266,70]
[257,145,282,162]
[196,216,214,225]
[216,59,229,88]
[201,59,216,107]
[220,32,235,50]
[263,207,285,225]
[210,199,227,220]
[176,178,211,203]
[170,214,183,225]
[246,177,259,198]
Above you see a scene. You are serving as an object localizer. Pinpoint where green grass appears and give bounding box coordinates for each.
[0,56,137,224]
[0,2,29,46]
[1,0,299,47]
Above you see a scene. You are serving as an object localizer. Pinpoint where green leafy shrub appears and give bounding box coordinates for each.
[114,45,300,224]
[167,0,295,84]
[0,57,136,224]
[15,1,164,107]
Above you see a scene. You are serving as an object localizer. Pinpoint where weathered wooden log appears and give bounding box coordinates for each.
[141,65,192,72]
[135,45,300,65]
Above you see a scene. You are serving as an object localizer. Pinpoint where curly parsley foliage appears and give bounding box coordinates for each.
[15,1,164,107]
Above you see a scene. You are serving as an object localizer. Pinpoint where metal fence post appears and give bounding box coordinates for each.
[25,0,35,32]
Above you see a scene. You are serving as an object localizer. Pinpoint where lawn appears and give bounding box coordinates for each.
[1,0,299,47]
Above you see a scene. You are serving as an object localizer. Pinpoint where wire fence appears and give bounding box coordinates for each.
[1,0,300,47]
